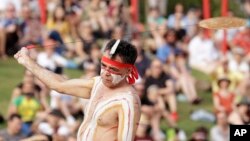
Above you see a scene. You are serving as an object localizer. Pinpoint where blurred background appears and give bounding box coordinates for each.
[0,0,250,141]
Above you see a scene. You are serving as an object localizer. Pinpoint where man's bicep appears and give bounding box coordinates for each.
[56,78,94,99]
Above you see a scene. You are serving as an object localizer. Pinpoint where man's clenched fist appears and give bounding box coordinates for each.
[14,47,30,65]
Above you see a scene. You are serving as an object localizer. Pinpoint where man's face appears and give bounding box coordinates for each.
[100,52,129,88]
[8,118,22,135]
[6,4,16,19]
[217,112,228,126]
[150,60,163,77]
[22,82,34,94]
[166,31,176,44]
[47,114,59,128]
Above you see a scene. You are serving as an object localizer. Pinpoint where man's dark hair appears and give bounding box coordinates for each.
[104,39,138,64]
[8,114,21,121]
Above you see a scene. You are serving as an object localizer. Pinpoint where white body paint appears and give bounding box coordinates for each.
[100,69,125,85]
[110,73,125,85]
[77,76,136,141]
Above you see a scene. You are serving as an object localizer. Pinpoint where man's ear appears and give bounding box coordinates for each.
[126,68,132,75]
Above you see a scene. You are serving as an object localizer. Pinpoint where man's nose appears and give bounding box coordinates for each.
[103,68,111,76]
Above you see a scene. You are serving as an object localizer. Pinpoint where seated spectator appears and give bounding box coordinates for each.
[228,47,250,94]
[50,89,77,124]
[228,97,250,125]
[81,61,99,79]
[47,30,67,56]
[8,82,41,136]
[11,70,39,94]
[80,43,101,74]
[33,109,78,139]
[144,59,177,121]
[0,3,20,56]
[49,74,80,127]
[213,76,235,115]
[75,21,96,60]
[211,58,238,93]
[10,70,48,110]
[228,47,249,80]
[147,85,176,141]
[148,85,176,125]
[135,79,163,141]
[18,5,42,47]
[170,51,201,104]
[84,0,110,37]
[148,20,166,53]
[0,114,25,141]
[37,38,77,73]
[156,29,176,63]
[147,7,166,28]
[188,28,219,74]
[184,8,199,38]
[167,3,186,30]
[111,25,125,40]
[189,126,208,141]
[210,112,229,141]
[231,26,250,56]
[144,38,158,55]
[46,5,71,43]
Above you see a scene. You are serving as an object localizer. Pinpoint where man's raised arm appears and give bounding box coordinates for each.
[14,48,94,99]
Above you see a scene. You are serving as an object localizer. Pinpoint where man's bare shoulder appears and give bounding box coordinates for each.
[118,88,141,107]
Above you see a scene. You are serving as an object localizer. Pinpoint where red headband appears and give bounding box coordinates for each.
[101,56,139,84]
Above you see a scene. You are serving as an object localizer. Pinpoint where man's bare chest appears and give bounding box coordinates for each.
[84,91,120,127]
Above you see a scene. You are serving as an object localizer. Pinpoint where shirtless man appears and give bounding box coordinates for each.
[14,39,141,141]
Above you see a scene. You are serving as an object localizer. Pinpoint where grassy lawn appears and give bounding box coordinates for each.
[0,58,83,128]
[0,58,215,137]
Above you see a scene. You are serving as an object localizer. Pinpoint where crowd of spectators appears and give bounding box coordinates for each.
[0,0,250,141]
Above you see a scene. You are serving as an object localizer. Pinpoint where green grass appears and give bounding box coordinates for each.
[0,59,24,115]
[0,58,83,127]
[0,58,215,138]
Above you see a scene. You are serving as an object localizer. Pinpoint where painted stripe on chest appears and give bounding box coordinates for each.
[81,95,134,141]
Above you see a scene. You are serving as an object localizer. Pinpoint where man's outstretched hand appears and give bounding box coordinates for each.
[14,47,30,66]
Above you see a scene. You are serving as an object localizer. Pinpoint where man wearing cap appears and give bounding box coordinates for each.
[14,39,141,141]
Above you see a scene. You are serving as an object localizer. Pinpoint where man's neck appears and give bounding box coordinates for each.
[102,80,129,90]
[113,80,129,89]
